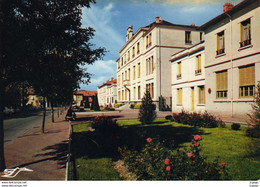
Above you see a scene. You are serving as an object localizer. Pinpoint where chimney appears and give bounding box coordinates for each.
[126,26,133,42]
[155,16,162,23]
[190,24,196,27]
[223,3,234,12]
[111,77,114,81]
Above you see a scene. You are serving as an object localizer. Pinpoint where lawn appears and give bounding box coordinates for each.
[70,119,260,180]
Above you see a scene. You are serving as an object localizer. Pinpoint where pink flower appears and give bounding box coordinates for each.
[220,162,226,167]
[146,138,152,143]
[164,158,170,165]
[166,166,171,172]
[194,135,202,141]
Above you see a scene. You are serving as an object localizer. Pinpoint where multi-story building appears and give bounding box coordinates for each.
[117,16,202,110]
[200,0,260,119]
[170,41,205,113]
[73,90,97,108]
[97,78,117,107]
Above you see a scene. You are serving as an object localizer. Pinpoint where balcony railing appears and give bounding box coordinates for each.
[216,48,225,56]
[195,69,202,76]
[177,74,182,79]
[240,39,251,48]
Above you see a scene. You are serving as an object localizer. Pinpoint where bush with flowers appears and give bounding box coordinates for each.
[172,110,223,128]
[120,135,230,180]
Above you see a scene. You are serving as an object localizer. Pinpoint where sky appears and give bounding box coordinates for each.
[79,0,241,91]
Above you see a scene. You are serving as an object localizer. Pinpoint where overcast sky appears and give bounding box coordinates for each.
[79,0,241,91]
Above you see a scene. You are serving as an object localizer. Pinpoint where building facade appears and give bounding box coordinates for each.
[73,90,97,108]
[200,0,260,119]
[117,17,202,110]
[97,78,117,107]
[170,41,205,113]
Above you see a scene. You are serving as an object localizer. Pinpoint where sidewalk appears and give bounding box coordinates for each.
[0,113,70,180]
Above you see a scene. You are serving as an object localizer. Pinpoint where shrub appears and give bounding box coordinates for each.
[121,135,230,180]
[130,104,135,109]
[218,119,226,128]
[134,104,141,109]
[138,90,157,124]
[247,82,260,138]
[114,103,123,108]
[231,123,241,130]
[104,107,115,111]
[165,115,173,121]
[201,111,218,128]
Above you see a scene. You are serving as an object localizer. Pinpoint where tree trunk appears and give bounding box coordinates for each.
[0,84,6,172]
[42,98,46,133]
[57,106,60,118]
[51,102,54,123]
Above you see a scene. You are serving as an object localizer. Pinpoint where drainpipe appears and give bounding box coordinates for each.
[225,13,234,117]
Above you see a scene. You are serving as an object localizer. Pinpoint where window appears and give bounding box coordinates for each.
[177,62,182,79]
[137,42,140,54]
[146,33,152,48]
[198,86,205,104]
[177,88,182,105]
[138,63,141,78]
[124,54,126,64]
[200,32,203,41]
[122,72,124,83]
[133,66,136,80]
[216,70,228,99]
[121,57,123,66]
[125,89,127,100]
[149,33,152,46]
[240,19,251,48]
[118,91,121,101]
[128,68,130,80]
[146,83,154,98]
[138,86,141,100]
[217,31,225,55]
[195,55,202,75]
[122,90,124,101]
[125,71,127,80]
[146,56,154,75]
[146,36,149,48]
[127,51,130,61]
[132,47,135,58]
[133,87,136,100]
[185,31,192,44]
[239,64,255,98]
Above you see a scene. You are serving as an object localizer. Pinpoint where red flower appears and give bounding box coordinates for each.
[166,166,171,172]
[164,158,170,165]
[220,162,226,167]
[194,135,202,141]
[146,138,152,143]
[187,153,195,158]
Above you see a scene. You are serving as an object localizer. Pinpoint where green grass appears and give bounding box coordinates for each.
[71,119,260,180]
[71,123,121,180]
[117,119,260,180]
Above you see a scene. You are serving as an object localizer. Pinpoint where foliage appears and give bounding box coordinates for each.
[91,95,100,111]
[172,110,221,128]
[114,103,123,108]
[247,82,260,138]
[120,135,230,180]
[165,115,173,121]
[134,104,142,109]
[104,107,115,111]
[138,90,157,124]
[231,123,241,130]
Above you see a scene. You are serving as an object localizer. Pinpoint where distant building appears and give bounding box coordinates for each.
[170,41,205,113]
[117,16,202,110]
[200,0,260,119]
[97,78,117,107]
[73,90,97,108]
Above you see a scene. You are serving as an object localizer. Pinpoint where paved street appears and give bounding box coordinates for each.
[4,110,52,146]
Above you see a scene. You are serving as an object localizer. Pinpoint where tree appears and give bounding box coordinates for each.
[138,90,157,124]
[0,0,105,171]
[247,82,260,138]
[91,94,100,111]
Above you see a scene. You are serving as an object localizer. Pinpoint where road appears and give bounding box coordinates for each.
[3,110,52,146]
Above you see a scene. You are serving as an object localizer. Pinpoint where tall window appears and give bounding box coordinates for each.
[118,91,121,101]
[146,35,149,48]
[132,46,135,58]
[149,33,152,46]
[137,42,140,54]
[138,86,141,100]
[195,55,202,75]
[198,86,205,104]
[177,88,182,105]
[146,83,154,98]
[177,62,182,79]
[138,63,141,78]
[133,66,136,80]
[200,32,203,41]
[128,68,130,80]
[217,31,225,55]
[133,87,136,100]
[121,57,123,66]
[185,31,192,44]
[127,51,130,61]
[216,70,228,99]
[125,89,127,101]
[146,56,154,75]
[240,19,251,47]
[239,64,255,98]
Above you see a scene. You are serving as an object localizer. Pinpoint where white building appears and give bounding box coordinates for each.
[97,78,117,107]
[200,0,260,119]
[117,17,202,110]
[170,41,205,113]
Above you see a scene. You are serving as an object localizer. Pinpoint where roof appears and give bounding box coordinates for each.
[98,78,117,89]
[74,90,97,97]
[200,0,258,30]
